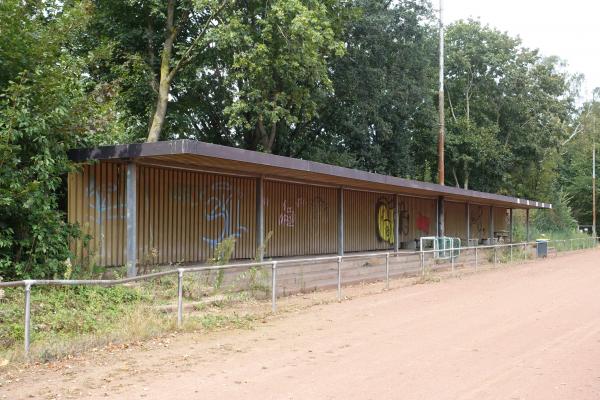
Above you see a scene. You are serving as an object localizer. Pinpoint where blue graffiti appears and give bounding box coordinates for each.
[88,179,124,224]
[202,182,247,248]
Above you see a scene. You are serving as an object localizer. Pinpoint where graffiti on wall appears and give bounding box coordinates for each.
[88,179,124,224]
[376,198,395,244]
[416,213,430,235]
[278,200,295,227]
[202,182,247,248]
[276,195,330,228]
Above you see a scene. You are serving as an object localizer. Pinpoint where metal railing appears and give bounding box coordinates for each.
[1,236,597,358]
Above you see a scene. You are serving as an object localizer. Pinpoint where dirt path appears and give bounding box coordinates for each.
[3,250,600,400]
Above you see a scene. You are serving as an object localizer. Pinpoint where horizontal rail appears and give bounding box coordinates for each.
[3,236,597,359]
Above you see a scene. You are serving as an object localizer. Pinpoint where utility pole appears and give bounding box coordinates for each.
[437,0,445,185]
[593,137,596,237]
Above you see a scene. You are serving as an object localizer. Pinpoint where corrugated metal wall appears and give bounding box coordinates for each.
[343,193,437,251]
[264,181,338,257]
[445,201,467,239]
[136,165,256,264]
[397,196,437,242]
[68,162,512,267]
[469,204,489,240]
[69,163,257,266]
[344,191,394,252]
[68,162,126,267]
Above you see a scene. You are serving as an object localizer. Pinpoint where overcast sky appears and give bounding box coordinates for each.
[444,0,599,101]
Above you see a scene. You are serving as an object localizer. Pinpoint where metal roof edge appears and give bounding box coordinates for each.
[68,139,552,209]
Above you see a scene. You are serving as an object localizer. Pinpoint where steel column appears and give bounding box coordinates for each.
[271,261,277,312]
[385,253,390,289]
[394,195,400,253]
[24,281,32,357]
[338,188,344,256]
[337,256,342,300]
[256,177,264,261]
[126,162,137,277]
[489,206,494,244]
[466,202,470,245]
[437,196,445,238]
[509,209,513,243]
[526,209,530,242]
[177,269,184,327]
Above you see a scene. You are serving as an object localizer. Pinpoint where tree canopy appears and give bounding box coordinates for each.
[0,0,593,279]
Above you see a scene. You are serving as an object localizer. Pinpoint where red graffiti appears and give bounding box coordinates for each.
[416,214,430,234]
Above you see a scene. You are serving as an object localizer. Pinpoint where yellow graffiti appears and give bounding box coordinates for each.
[376,202,395,244]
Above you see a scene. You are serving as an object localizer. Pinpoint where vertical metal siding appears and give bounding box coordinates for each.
[68,163,126,267]
[137,165,256,264]
[469,204,490,241]
[264,181,338,257]
[68,162,514,267]
[397,196,436,243]
[445,201,467,239]
[344,190,395,252]
[69,163,257,267]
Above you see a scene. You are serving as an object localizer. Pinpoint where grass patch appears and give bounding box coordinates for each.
[0,272,272,364]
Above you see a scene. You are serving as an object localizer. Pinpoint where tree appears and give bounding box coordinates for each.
[0,1,123,279]
[283,0,437,177]
[444,20,578,197]
[219,0,345,152]
[146,0,229,142]
[560,95,600,225]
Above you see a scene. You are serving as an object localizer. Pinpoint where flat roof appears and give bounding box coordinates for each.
[68,139,551,210]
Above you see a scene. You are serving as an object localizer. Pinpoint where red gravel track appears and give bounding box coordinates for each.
[4,249,600,399]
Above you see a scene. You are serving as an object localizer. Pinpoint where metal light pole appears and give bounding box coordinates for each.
[437,0,445,185]
[593,139,596,237]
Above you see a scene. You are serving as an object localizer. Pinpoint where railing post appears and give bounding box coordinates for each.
[24,281,32,358]
[475,246,478,271]
[451,245,455,272]
[271,261,278,313]
[385,253,390,290]
[510,244,513,263]
[494,246,497,267]
[337,256,342,301]
[177,269,184,328]
[420,251,425,276]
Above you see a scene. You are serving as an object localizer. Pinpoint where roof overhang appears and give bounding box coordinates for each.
[68,140,552,210]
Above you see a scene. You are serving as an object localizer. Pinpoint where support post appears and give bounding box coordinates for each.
[437,196,445,238]
[24,281,32,357]
[385,253,390,290]
[420,251,425,276]
[337,256,342,301]
[256,177,264,261]
[394,195,400,253]
[338,188,344,256]
[593,141,596,237]
[271,261,277,313]
[475,246,478,271]
[177,269,184,327]
[509,209,514,243]
[466,202,470,246]
[489,206,494,244]
[437,0,445,185]
[526,209,530,242]
[126,162,137,277]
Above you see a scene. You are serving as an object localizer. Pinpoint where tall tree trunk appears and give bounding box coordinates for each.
[147,0,176,143]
